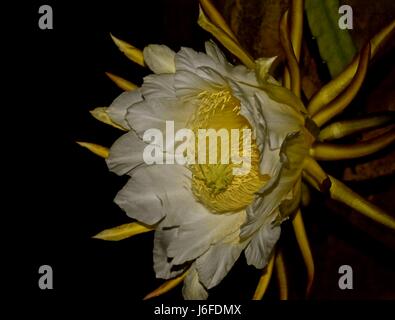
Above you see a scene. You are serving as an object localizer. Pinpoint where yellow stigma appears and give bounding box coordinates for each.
[189,89,269,213]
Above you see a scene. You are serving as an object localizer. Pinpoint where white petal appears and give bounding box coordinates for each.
[141,74,175,99]
[143,45,176,74]
[228,64,259,86]
[174,70,222,100]
[255,93,304,149]
[230,80,304,151]
[195,236,247,289]
[153,228,185,279]
[126,98,192,139]
[258,143,283,191]
[167,211,246,265]
[182,267,208,300]
[244,221,280,269]
[107,90,143,130]
[106,130,147,176]
[196,66,228,85]
[114,164,192,225]
[176,45,258,91]
[176,47,221,73]
[204,41,228,66]
[228,79,266,146]
[241,132,309,238]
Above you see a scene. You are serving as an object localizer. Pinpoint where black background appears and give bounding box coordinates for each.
[6,0,395,313]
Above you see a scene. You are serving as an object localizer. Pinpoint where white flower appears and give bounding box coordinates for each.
[105,41,311,299]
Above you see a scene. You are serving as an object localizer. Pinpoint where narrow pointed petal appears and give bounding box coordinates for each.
[311,127,395,160]
[274,250,289,300]
[105,72,138,91]
[252,253,275,300]
[292,210,314,296]
[92,222,154,241]
[143,271,188,300]
[76,141,109,158]
[199,0,238,42]
[197,5,255,69]
[312,43,370,127]
[280,10,301,97]
[90,107,127,131]
[328,175,395,231]
[308,20,395,116]
[110,34,145,67]
[319,112,394,141]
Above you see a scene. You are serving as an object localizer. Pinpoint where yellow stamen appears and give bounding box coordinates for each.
[198,6,255,69]
[76,141,109,159]
[143,271,188,300]
[312,42,370,127]
[105,72,138,91]
[92,222,154,241]
[189,90,269,213]
[319,113,394,141]
[280,10,301,98]
[308,20,395,116]
[90,107,127,131]
[110,34,145,67]
[199,0,239,43]
[275,250,289,300]
[253,253,275,300]
[292,209,314,296]
[311,127,395,160]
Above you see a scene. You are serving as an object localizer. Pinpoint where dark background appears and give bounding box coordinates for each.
[8,0,395,306]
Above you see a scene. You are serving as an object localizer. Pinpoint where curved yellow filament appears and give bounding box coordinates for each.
[292,210,314,296]
[283,0,304,91]
[199,0,239,43]
[308,20,395,116]
[280,10,301,97]
[319,113,394,141]
[311,127,395,160]
[275,250,289,300]
[198,5,255,69]
[303,157,331,192]
[312,42,370,127]
[252,253,275,300]
[329,175,395,230]
[289,0,304,61]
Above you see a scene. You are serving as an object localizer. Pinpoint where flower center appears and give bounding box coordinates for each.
[188,89,269,213]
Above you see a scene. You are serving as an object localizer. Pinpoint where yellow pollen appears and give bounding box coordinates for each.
[188,89,269,213]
